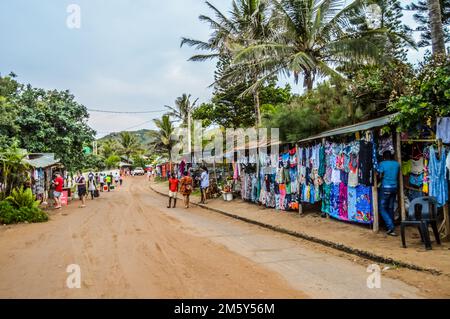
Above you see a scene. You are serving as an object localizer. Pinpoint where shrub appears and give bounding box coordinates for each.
[0,201,48,225]
[6,187,39,210]
[0,201,17,224]
[0,187,49,225]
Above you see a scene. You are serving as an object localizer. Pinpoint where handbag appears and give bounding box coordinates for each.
[94,189,100,198]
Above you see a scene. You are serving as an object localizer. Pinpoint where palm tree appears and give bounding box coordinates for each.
[99,139,119,159]
[181,0,275,126]
[0,145,28,198]
[118,132,141,162]
[428,0,447,55]
[228,0,413,92]
[164,94,199,125]
[148,115,177,165]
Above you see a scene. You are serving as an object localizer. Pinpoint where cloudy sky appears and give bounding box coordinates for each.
[0,0,425,138]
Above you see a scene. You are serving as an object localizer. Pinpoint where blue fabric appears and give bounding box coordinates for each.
[329,184,340,219]
[429,146,449,207]
[379,188,396,232]
[348,186,357,221]
[378,160,400,188]
[200,171,209,188]
[355,186,373,224]
[436,117,450,144]
[409,173,423,187]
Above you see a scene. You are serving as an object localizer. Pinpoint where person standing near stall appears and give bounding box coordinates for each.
[99,173,105,192]
[377,151,400,236]
[52,172,64,209]
[75,171,87,208]
[200,167,210,204]
[180,171,193,209]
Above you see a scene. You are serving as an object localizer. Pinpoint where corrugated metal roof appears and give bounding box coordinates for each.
[24,153,60,168]
[298,113,397,143]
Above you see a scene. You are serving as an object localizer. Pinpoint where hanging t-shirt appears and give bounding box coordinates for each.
[436,117,450,144]
[411,158,424,175]
[358,141,374,186]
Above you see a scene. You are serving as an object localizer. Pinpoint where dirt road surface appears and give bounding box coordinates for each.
[0,177,443,298]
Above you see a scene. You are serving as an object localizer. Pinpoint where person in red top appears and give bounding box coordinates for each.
[53,172,64,209]
[167,173,179,208]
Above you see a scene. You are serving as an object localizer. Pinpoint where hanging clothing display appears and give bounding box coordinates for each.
[436,117,450,144]
[297,137,375,224]
[428,146,448,207]
[358,140,374,186]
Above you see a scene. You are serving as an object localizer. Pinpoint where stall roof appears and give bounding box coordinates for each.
[298,113,397,143]
[24,153,60,168]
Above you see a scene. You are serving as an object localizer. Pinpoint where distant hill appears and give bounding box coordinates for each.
[98,129,154,147]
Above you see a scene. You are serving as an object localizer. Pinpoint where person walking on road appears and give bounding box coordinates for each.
[377,151,400,236]
[106,173,112,191]
[114,172,120,187]
[99,173,105,192]
[88,174,97,200]
[180,171,193,209]
[199,167,209,204]
[75,171,87,208]
[167,173,179,208]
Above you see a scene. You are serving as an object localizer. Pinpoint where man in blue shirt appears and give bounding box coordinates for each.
[378,151,400,236]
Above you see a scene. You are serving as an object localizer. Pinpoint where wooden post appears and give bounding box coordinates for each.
[368,131,379,233]
[396,132,406,222]
[296,143,303,215]
[438,139,450,240]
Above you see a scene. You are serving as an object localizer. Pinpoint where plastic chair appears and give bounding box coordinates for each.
[400,196,441,250]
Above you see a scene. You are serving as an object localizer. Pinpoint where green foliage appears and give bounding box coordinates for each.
[347,60,414,119]
[131,155,150,169]
[105,155,121,169]
[0,187,48,225]
[0,74,96,172]
[225,0,412,92]
[165,94,198,124]
[83,154,106,171]
[389,55,450,132]
[264,81,353,142]
[6,187,40,210]
[118,131,141,161]
[148,115,177,159]
[0,200,48,225]
[0,144,29,197]
[192,81,292,128]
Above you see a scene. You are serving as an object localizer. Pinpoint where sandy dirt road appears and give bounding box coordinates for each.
[0,177,434,298]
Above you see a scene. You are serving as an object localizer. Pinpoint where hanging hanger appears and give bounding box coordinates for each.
[411,144,424,160]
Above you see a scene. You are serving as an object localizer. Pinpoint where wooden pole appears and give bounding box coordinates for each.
[438,139,450,240]
[396,132,406,222]
[368,131,379,233]
[296,143,303,215]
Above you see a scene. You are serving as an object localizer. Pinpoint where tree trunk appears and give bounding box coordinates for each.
[304,70,314,91]
[253,89,262,127]
[428,0,446,55]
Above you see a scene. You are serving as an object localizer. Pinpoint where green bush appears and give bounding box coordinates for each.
[0,187,49,225]
[0,201,48,225]
[6,187,39,210]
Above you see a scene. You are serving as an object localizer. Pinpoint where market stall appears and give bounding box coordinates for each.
[24,153,63,203]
